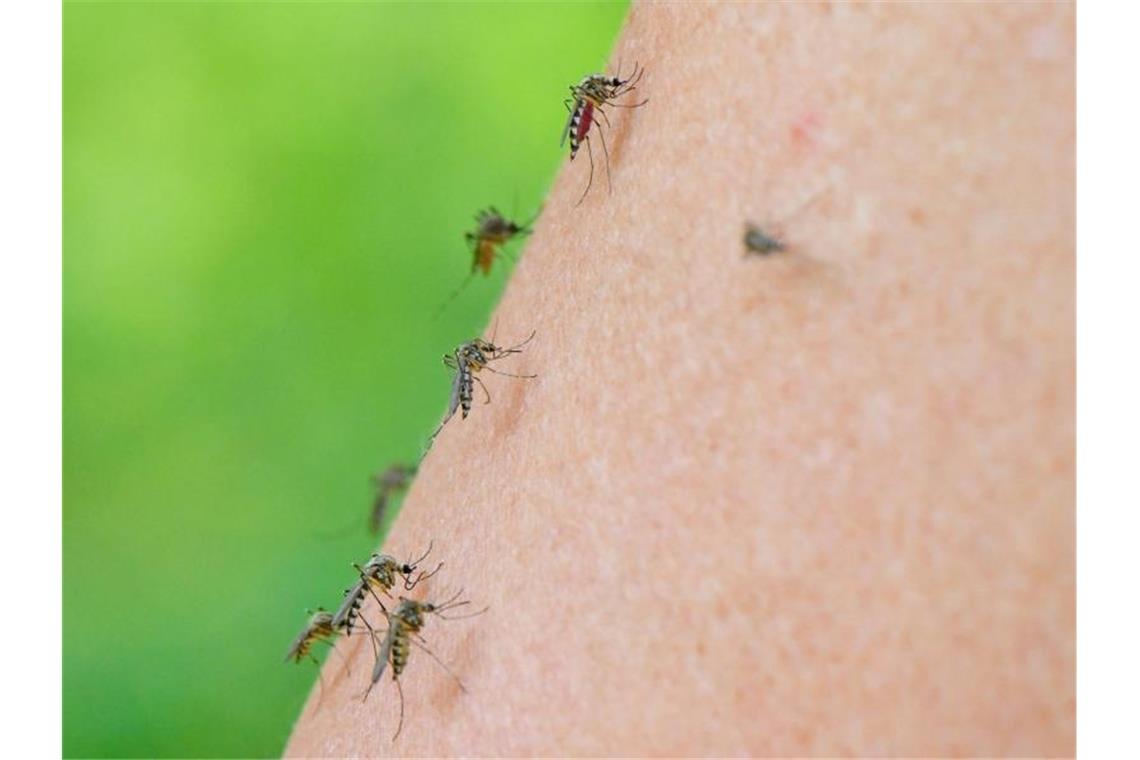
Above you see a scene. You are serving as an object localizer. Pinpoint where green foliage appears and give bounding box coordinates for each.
[63,3,627,756]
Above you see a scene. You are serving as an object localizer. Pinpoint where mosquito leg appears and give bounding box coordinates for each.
[362,583,391,618]
[408,637,468,693]
[312,637,352,678]
[481,365,536,380]
[576,137,595,207]
[595,105,613,129]
[473,375,492,405]
[309,654,327,712]
[598,123,613,195]
[391,677,406,742]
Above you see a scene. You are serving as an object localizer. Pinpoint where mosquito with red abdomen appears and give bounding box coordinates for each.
[561,62,648,205]
[362,591,488,741]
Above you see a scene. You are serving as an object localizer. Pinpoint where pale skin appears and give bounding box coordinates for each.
[287,2,1074,756]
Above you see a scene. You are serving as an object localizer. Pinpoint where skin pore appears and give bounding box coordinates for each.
[286,3,1074,756]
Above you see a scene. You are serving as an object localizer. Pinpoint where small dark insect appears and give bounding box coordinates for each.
[561,62,648,205]
[433,207,539,318]
[369,464,417,535]
[331,542,443,637]
[426,331,536,450]
[364,591,488,741]
[743,186,832,258]
[744,223,786,255]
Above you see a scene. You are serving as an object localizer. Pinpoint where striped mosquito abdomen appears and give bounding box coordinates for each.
[390,621,412,678]
[285,610,336,663]
[363,592,485,741]
[458,361,475,418]
[331,577,368,633]
[571,100,594,160]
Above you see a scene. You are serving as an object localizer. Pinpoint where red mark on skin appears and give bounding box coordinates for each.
[790,111,822,150]
[575,101,595,150]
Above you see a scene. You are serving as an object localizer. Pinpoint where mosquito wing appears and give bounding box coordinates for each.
[331,579,366,632]
[560,99,582,148]
[284,628,309,663]
[371,624,397,685]
[445,364,463,422]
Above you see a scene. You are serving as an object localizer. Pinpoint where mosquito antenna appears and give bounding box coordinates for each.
[408,540,434,569]
[405,561,443,590]
[499,329,536,354]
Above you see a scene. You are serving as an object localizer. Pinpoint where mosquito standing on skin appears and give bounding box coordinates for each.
[331,542,443,638]
[562,62,648,206]
[433,206,540,318]
[425,331,536,450]
[363,591,488,741]
[369,464,417,535]
[285,608,349,709]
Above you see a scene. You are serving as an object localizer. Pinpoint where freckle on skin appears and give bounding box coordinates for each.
[790,111,821,149]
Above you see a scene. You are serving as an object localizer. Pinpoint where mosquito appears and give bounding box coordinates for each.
[369,463,417,535]
[744,224,786,255]
[561,61,648,206]
[331,542,443,638]
[285,608,348,709]
[363,591,489,741]
[743,184,833,258]
[433,206,540,318]
[425,331,536,450]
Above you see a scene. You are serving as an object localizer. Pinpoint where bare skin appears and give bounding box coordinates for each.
[287,3,1074,756]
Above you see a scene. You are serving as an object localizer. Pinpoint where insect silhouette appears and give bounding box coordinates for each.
[363,591,488,741]
[433,207,539,318]
[425,331,536,450]
[743,184,833,258]
[331,542,443,638]
[561,62,648,205]
[369,464,417,535]
[744,224,786,255]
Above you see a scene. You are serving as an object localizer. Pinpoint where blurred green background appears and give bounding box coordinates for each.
[63,2,627,756]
